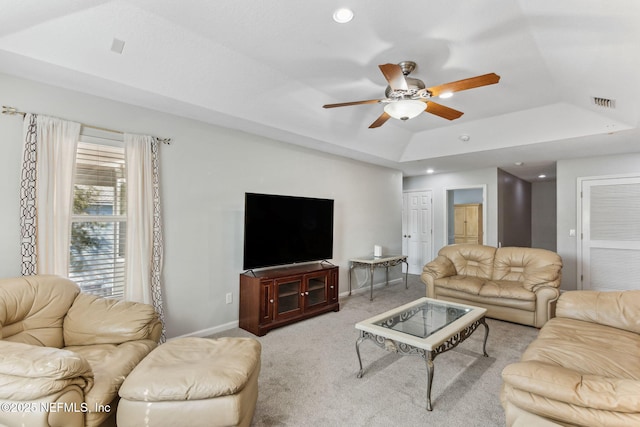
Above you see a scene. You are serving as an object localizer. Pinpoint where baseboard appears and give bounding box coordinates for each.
[168,320,239,340]
[170,277,405,338]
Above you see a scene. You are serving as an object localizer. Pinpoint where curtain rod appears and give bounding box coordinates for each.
[2,105,172,145]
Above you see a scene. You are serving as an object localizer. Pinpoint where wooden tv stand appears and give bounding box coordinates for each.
[239,263,339,336]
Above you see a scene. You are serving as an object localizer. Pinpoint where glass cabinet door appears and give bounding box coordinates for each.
[274,278,303,318]
[305,272,328,309]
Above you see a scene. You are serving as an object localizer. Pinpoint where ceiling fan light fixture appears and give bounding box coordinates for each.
[383,100,425,121]
[332,8,354,23]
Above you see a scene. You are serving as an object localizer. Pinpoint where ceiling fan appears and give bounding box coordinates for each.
[322,61,500,129]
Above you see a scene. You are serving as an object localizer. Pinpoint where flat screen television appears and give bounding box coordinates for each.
[243,192,334,270]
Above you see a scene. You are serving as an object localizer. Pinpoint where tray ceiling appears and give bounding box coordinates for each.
[1,0,639,180]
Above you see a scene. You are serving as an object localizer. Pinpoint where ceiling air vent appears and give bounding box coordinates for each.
[592,97,616,108]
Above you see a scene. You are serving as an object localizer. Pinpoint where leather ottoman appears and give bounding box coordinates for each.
[117,336,261,427]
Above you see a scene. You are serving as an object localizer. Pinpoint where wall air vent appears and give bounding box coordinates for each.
[592,97,616,108]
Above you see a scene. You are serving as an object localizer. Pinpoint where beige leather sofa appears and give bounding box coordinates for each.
[0,275,162,427]
[421,244,562,328]
[501,290,640,426]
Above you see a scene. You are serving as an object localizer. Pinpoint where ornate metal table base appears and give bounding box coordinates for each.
[349,255,409,301]
[355,317,489,411]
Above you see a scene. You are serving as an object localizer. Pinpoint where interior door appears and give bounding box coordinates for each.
[402,191,433,275]
[580,175,640,291]
[454,205,466,243]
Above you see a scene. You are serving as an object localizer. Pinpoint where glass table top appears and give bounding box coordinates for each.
[373,299,471,339]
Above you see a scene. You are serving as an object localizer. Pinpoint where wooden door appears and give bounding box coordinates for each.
[465,205,481,242]
[454,205,467,243]
[454,204,483,244]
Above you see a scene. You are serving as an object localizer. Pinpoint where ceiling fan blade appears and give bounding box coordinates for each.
[369,112,391,128]
[379,63,409,91]
[425,102,464,120]
[323,99,382,108]
[427,73,500,97]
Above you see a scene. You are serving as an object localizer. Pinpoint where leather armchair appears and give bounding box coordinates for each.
[0,275,162,427]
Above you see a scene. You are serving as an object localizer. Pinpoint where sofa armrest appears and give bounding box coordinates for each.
[532,287,560,328]
[556,290,640,334]
[421,256,457,297]
[502,361,640,412]
[64,293,162,346]
[422,256,456,280]
[522,265,562,292]
[0,341,93,400]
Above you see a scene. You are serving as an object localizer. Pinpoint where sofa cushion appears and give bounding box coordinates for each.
[436,287,536,311]
[503,361,640,412]
[434,275,485,295]
[435,277,535,302]
[556,290,640,334]
[493,247,562,292]
[479,280,536,301]
[438,244,496,279]
[0,275,79,347]
[64,293,160,346]
[522,317,640,380]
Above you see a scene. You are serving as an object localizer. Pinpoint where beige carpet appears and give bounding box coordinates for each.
[210,275,539,427]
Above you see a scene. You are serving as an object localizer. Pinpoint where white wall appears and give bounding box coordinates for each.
[0,73,403,338]
[403,168,498,252]
[557,153,640,291]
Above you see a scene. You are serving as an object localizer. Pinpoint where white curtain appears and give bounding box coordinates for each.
[125,133,165,341]
[20,113,80,276]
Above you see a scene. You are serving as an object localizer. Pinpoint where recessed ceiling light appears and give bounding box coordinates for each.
[515,162,524,166]
[538,174,547,179]
[426,168,434,174]
[333,8,354,23]
[439,92,453,99]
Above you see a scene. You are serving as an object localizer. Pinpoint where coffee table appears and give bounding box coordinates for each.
[355,297,489,410]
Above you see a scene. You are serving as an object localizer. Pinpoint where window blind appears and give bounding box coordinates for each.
[69,140,126,298]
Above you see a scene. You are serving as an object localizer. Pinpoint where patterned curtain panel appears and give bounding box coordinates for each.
[20,114,38,275]
[20,114,80,276]
[125,133,166,342]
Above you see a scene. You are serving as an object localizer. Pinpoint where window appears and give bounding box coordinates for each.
[69,138,126,298]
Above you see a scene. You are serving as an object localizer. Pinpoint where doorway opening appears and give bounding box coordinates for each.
[445,186,486,245]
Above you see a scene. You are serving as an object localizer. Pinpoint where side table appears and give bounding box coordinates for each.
[349,254,408,301]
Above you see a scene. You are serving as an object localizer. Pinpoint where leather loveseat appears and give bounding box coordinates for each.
[421,244,562,328]
[0,275,162,427]
[501,290,640,426]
